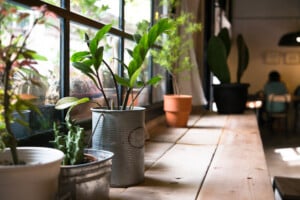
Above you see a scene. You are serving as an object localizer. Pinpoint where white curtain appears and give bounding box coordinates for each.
[178,0,207,106]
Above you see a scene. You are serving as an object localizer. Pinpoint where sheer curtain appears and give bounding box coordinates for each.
[178,0,207,106]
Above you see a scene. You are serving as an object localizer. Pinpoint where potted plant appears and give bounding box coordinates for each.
[207,27,250,114]
[52,96,114,199]
[0,3,64,200]
[70,19,173,187]
[151,0,202,127]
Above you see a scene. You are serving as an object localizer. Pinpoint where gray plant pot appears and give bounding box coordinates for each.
[57,149,113,200]
[91,107,146,187]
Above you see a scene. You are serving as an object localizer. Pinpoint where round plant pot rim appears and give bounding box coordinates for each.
[164,94,192,98]
[0,147,64,168]
[60,149,113,169]
[91,106,145,113]
[213,83,250,88]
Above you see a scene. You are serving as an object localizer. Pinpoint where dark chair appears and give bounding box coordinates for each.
[293,86,300,133]
[266,94,291,134]
[273,176,300,200]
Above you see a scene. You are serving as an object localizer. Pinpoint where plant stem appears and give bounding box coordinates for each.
[94,69,110,108]
[122,88,132,110]
[3,61,18,164]
[103,60,120,108]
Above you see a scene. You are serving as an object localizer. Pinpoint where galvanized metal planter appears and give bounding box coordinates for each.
[91,107,146,187]
[57,149,113,200]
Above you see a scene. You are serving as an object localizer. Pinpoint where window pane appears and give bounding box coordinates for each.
[70,0,118,28]
[1,3,60,134]
[125,0,151,33]
[153,63,166,103]
[70,23,119,119]
[41,0,60,7]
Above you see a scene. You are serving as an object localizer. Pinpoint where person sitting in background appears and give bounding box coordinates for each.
[263,70,289,113]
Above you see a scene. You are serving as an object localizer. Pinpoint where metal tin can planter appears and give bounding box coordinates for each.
[57,149,113,200]
[91,107,145,187]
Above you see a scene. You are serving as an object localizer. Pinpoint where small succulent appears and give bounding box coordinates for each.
[52,97,89,165]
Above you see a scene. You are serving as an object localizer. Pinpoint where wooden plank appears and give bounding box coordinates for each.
[197,114,274,200]
[110,144,217,200]
[178,128,222,145]
[194,112,228,128]
[144,141,174,170]
[110,113,274,200]
[148,125,188,143]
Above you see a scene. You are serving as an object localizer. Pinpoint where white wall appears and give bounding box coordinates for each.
[230,0,300,94]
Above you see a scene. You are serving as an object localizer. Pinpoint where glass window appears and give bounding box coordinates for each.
[153,63,166,103]
[42,0,60,7]
[70,0,118,28]
[1,2,60,134]
[6,0,168,128]
[125,0,151,33]
[70,22,120,118]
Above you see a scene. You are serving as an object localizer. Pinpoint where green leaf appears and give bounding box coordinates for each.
[71,51,90,62]
[90,24,112,55]
[129,67,143,87]
[55,97,89,110]
[114,75,130,87]
[147,75,162,86]
[207,36,230,83]
[94,46,104,71]
[237,34,249,83]
[25,50,48,61]
[218,28,231,57]
[72,62,93,75]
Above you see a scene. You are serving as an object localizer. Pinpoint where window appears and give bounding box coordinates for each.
[4,0,167,134]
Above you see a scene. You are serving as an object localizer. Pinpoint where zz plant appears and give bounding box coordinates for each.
[71,18,174,110]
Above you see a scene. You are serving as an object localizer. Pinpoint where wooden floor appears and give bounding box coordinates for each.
[109,111,275,200]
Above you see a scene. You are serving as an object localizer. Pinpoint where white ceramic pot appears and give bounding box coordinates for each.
[0,147,64,200]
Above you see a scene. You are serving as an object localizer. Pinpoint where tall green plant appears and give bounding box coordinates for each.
[151,0,202,94]
[71,18,174,110]
[207,28,249,84]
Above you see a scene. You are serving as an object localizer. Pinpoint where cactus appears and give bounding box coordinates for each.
[52,97,89,165]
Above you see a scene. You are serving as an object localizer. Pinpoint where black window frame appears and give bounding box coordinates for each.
[9,0,166,122]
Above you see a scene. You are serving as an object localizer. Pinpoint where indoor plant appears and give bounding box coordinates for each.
[53,96,113,199]
[151,0,202,127]
[0,3,64,200]
[71,18,173,186]
[207,27,250,114]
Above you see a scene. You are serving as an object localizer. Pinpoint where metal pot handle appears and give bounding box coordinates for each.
[128,126,145,149]
[88,113,105,147]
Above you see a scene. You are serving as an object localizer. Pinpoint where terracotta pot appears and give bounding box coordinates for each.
[164,95,192,127]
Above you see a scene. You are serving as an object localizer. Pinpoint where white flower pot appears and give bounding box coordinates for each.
[0,147,64,200]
